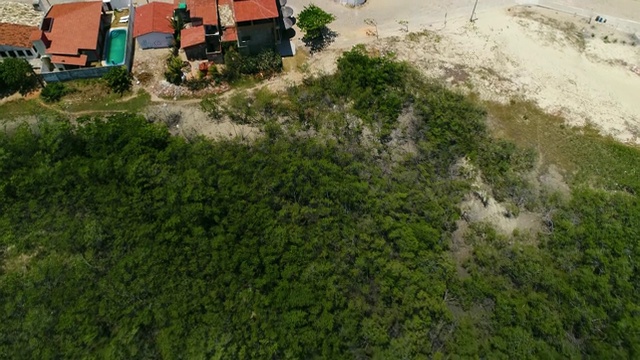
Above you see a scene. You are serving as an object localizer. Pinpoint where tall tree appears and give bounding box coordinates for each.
[0,58,40,96]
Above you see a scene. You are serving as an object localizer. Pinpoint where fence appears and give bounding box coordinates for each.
[41,66,111,82]
[125,0,135,72]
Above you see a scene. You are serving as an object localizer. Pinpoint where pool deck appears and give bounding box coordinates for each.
[110,8,130,29]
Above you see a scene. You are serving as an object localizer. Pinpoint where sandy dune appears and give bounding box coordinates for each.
[289,3,640,143]
[381,7,640,142]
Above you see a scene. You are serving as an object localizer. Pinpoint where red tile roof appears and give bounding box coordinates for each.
[50,54,89,66]
[30,29,44,42]
[133,2,174,37]
[180,26,205,48]
[233,0,278,23]
[0,22,39,48]
[221,26,237,42]
[43,1,103,55]
[175,0,217,25]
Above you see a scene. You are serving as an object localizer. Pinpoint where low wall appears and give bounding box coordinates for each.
[41,66,111,82]
[126,1,135,72]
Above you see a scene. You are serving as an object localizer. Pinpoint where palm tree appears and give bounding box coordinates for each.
[168,15,186,47]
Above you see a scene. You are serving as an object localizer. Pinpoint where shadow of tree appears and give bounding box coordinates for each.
[303,28,338,53]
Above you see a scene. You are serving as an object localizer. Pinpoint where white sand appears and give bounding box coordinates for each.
[287,2,640,144]
[381,7,640,142]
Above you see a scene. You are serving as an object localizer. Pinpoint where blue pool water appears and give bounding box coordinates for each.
[106,28,127,66]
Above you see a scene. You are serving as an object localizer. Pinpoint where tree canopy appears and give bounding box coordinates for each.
[102,65,133,95]
[0,48,639,359]
[297,4,336,40]
[0,58,40,97]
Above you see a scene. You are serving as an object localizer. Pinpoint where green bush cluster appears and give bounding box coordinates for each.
[40,82,69,103]
[0,114,463,358]
[2,48,640,359]
[223,47,282,82]
[0,58,40,97]
[102,66,132,95]
[297,4,335,40]
[164,55,184,85]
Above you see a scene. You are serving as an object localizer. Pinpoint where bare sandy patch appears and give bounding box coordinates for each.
[145,104,260,141]
[380,6,640,144]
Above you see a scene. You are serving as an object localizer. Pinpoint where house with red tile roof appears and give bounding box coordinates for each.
[232,0,281,55]
[31,1,108,70]
[133,2,175,49]
[169,0,283,61]
[173,0,222,60]
[0,23,40,60]
[180,26,208,59]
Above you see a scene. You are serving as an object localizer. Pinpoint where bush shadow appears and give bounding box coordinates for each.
[303,28,338,53]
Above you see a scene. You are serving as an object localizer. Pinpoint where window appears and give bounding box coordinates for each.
[42,18,54,32]
[26,50,33,56]
[0,51,6,58]
[8,51,16,58]
[17,50,25,57]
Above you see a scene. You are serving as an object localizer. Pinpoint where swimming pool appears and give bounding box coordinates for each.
[105,28,127,66]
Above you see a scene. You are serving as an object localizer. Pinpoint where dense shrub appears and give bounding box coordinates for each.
[223,47,282,82]
[2,47,640,360]
[0,58,40,96]
[165,55,184,85]
[102,66,132,95]
[40,82,69,103]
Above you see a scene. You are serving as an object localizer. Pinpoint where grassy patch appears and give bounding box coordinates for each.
[0,99,61,121]
[58,81,151,113]
[484,97,640,193]
[282,50,310,73]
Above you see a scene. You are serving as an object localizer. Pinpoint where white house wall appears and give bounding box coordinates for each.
[137,32,174,49]
[0,45,38,59]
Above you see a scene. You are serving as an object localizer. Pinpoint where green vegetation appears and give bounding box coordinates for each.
[0,58,40,97]
[102,66,133,95]
[168,15,185,52]
[60,89,151,113]
[297,4,336,41]
[0,98,61,122]
[298,4,337,52]
[485,98,640,194]
[40,82,70,103]
[165,55,184,85]
[223,47,283,83]
[1,48,639,359]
